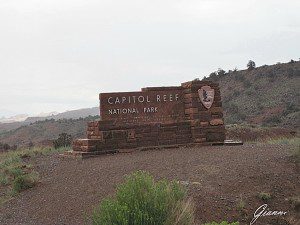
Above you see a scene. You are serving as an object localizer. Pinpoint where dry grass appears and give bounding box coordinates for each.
[0,146,70,205]
[264,137,300,145]
[263,137,300,163]
[258,192,271,201]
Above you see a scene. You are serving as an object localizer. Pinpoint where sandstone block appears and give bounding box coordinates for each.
[185,108,198,114]
[209,107,223,114]
[210,119,224,126]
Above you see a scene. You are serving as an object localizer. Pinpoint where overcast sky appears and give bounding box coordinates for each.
[0,0,299,117]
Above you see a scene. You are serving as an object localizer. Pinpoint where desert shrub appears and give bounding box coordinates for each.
[258,192,271,201]
[292,69,300,77]
[10,145,17,150]
[286,68,294,77]
[208,72,218,81]
[254,72,262,78]
[288,196,300,211]
[257,102,264,111]
[53,133,72,149]
[243,80,252,88]
[203,222,239,225]
[231,90,240,98]
[12,172,38,194]
[224,103,246,121]
[262,115,282,126]
[91,171,194,225]
[28,141,34,148]
[0,142,11,151]
[236,195,245,213]
[236,112,246,121]
[266,70,276,78]
[224,117,238,124]
[284,103,299,115]
[289,59,295,64]
[224,103,247,123]
[234,74,245,82]
[245,89,254,96]
[247,60,256,70]
[7,165,23,178]
[287,103,298,111]
[1,147,69,201]
[217,68,226,76]
[0,173,8,185]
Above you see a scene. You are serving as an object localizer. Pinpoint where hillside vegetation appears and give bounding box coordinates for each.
[24,107,99,123]
[204,60,300,128]
[0,107,99,134]
[0,116,99,148]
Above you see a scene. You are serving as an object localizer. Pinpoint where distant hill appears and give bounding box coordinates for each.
[0,116,99,147]
[0,112,58,123]
[204,60,300,128]
[0,114,28,123]
[0,122,24,134]
[0,107,99,134]
[25,107,99,123]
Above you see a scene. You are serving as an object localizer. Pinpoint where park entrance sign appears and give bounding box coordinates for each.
[72,80,225,156]
[100,89,185,124]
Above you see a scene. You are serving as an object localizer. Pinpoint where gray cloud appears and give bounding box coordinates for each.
[0,0,299,116]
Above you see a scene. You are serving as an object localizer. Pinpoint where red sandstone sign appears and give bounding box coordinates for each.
[72,80,226,156]
[100,90,185,124]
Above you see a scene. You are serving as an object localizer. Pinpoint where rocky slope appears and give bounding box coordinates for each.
[205,60,300,128]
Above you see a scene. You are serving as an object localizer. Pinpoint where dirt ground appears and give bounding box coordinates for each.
[0,144,299,225]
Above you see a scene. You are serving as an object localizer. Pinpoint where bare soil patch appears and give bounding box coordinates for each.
[0,144,299,225]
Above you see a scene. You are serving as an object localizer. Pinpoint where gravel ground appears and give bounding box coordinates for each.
[0,144,299,225]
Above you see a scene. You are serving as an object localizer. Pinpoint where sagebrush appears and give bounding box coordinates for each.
[91,171,195,225]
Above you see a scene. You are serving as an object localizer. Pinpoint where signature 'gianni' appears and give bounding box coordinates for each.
[250,204,287,225]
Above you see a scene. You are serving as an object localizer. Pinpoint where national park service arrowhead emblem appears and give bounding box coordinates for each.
[198,86,215,109]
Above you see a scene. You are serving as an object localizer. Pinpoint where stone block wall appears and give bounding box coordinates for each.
[72,80,225,153]
[182,80,225,143]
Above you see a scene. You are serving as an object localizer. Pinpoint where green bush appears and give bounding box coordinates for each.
[203,222,239,225]
[236,195,245,212]
[91,171,194,225]
[243,80,252,88]
[234,74,245,82]
[262,115,282,126]
[258,192,271,201]
[0,173,8,185]
[53,133,72,149]
[12,172,38,194]
[232,90,241,97]
[247,60,256,70]
[217,68,226,76]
